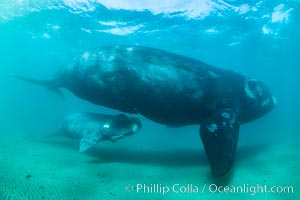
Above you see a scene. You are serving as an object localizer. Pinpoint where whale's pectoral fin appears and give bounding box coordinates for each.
[79,132,102,153]
[200,108,240,177]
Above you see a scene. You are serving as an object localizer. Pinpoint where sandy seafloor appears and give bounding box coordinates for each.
[0,118,299,200]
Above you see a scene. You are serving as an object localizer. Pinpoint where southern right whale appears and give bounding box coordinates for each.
[13,46,275,177]
[51,112,142,152]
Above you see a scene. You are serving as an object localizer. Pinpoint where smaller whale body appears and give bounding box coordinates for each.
[51,112,142,152]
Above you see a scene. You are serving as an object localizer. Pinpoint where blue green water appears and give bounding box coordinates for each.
[0,1,299,200]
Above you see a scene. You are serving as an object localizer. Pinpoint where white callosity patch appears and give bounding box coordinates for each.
[207,123,218,133]
[261,98,270,107]
[245,84,255,99]
[221,110,236,126]
[221,112,230,119]
[261,96,276,108]
[244,79,257,100]
[221,112,233,128]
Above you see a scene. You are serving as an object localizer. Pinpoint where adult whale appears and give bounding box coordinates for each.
[14,46,275,177]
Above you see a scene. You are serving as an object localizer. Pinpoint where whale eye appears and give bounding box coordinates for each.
[132,124,139,132]
[103,123,110,129]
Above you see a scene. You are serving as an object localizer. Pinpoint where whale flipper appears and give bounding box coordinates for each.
[200,108,240,177]
[79,131,102,153]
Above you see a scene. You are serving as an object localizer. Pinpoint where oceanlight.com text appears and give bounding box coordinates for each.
[124,183,294,196]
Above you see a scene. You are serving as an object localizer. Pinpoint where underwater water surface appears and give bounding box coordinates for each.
[0,0,299,200]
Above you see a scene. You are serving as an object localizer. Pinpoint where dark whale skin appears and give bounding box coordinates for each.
[56,46,273,126]
[14,46,275,177]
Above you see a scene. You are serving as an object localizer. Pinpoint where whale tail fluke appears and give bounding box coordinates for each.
[10,74,65,99]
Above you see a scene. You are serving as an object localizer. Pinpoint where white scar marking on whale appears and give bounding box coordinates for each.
[208,71,220,78]
[244,86,254,99]
[244,79,256,99]
[78,51,99,73]
[140,64,190,94]
[91,74,105,87]
[148,64,178,81]
[103,123,110,129]
[137,64,178,86]
[96,50,116,72]
[261,98,272,107]
[221,112,230,119]
[207,123,218,133]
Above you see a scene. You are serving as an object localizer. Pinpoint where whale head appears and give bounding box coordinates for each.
[111,114,142,137]
[242,79,275,123]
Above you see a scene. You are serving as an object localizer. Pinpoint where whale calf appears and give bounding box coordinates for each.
[14,46,275,177]
[51,112,142,152]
